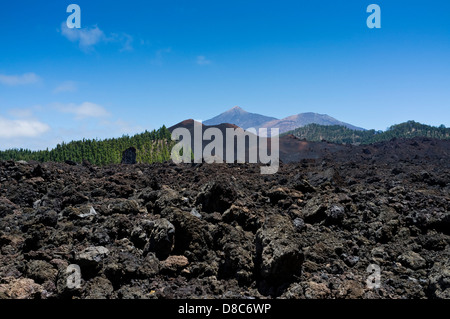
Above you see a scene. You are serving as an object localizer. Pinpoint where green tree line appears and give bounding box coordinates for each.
[0,126,175,165]
[2,121,448,165]
[283,121,450,145]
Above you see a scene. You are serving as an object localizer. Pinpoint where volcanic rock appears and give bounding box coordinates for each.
[0,137,448,299]
[255,214,304,284]
[121,147,137,165]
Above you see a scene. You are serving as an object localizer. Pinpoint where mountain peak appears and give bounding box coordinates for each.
[226,106,247,113]
[204,106,277,129]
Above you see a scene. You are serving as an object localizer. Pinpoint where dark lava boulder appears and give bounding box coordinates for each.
[213,223,255,284]
[160,207,214,263]
[428,258,450,299]
[196,179,238,213]
[121,147,137,165]
[75,246,110,276]
[154,186,184,213]
[0,197,17,218]
[104,247,160,285]
[131,218,176,260]
[255,214,304,285]
[25,260,58,284]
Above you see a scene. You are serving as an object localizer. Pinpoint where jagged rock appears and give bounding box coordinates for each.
[26,260,57,284]
[255,214,304,284]
[23,224,49,252]
[222,205,260,232]
[60,206,97,220]
[428,259,450,299]
[160,256,189,274]
[100,199,141,215]
[79,206,97,218]
[0,278,45,299]
[266,187,289,203]
[160,207,214,263]
[303,281,331,299]
[143,219,175,260]
[214,223,255,284]
[190,208,202,219]
[307,168,339,187]
[302,198,327,224]
[138,253,161,278]
[326,204,346,224]
[36,209,58,227]
[196,179,237,213]
[76,246,109,263]
[0,197,17,218]
[293,218,305,232]
[104,249,159,284]
[32,165,44,177]
[398,251,426,270]
[292,176,316,193]
[154,186,184,213]
[75,246,109,275]
[84,277,114,299]
[336,280,365,299]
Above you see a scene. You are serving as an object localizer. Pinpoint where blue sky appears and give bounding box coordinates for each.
[0,0,449,150]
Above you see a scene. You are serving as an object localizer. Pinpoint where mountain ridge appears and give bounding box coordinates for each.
[283,120,450,145]
[203,106,365,134]
[203,106,277,129]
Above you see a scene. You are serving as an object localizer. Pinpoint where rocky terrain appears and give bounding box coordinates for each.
[0,137,449,299]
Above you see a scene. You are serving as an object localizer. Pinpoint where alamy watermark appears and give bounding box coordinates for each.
[367,4,381,29]
[171,121,280,174]
[66,4,81,29]
[366,264,381,289]
[65,3,381,32]
[66,264,82,289]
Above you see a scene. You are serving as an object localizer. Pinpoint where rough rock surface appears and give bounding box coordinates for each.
[0,137,449,299]
[121,147,137,165]
[256,215,303,284]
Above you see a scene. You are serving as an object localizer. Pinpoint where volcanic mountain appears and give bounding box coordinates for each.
[261,112,365,133]
[203,106,277,130]
[203,106,365,134]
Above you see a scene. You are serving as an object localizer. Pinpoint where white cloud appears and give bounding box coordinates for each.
[0,117,50,138]
[111,33,134,52]
[140,39,151,46]
[151,48,172,66]
[60,22,105,51]
[60,22,134,52]
[57,102,111,119]
[196,56,211,65]
[0,73,41,86]
[53,81,78,94]
[8,108,34,118]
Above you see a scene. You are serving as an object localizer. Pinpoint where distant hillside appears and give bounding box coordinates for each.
[262,112,365,133]
[204,106,365,134]
[283,121,450,144]
[168,119,350,163]
[0,126,174,165]
[204,106,277,129]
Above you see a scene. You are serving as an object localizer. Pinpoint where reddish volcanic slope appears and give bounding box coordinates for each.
[169,120,349,163]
